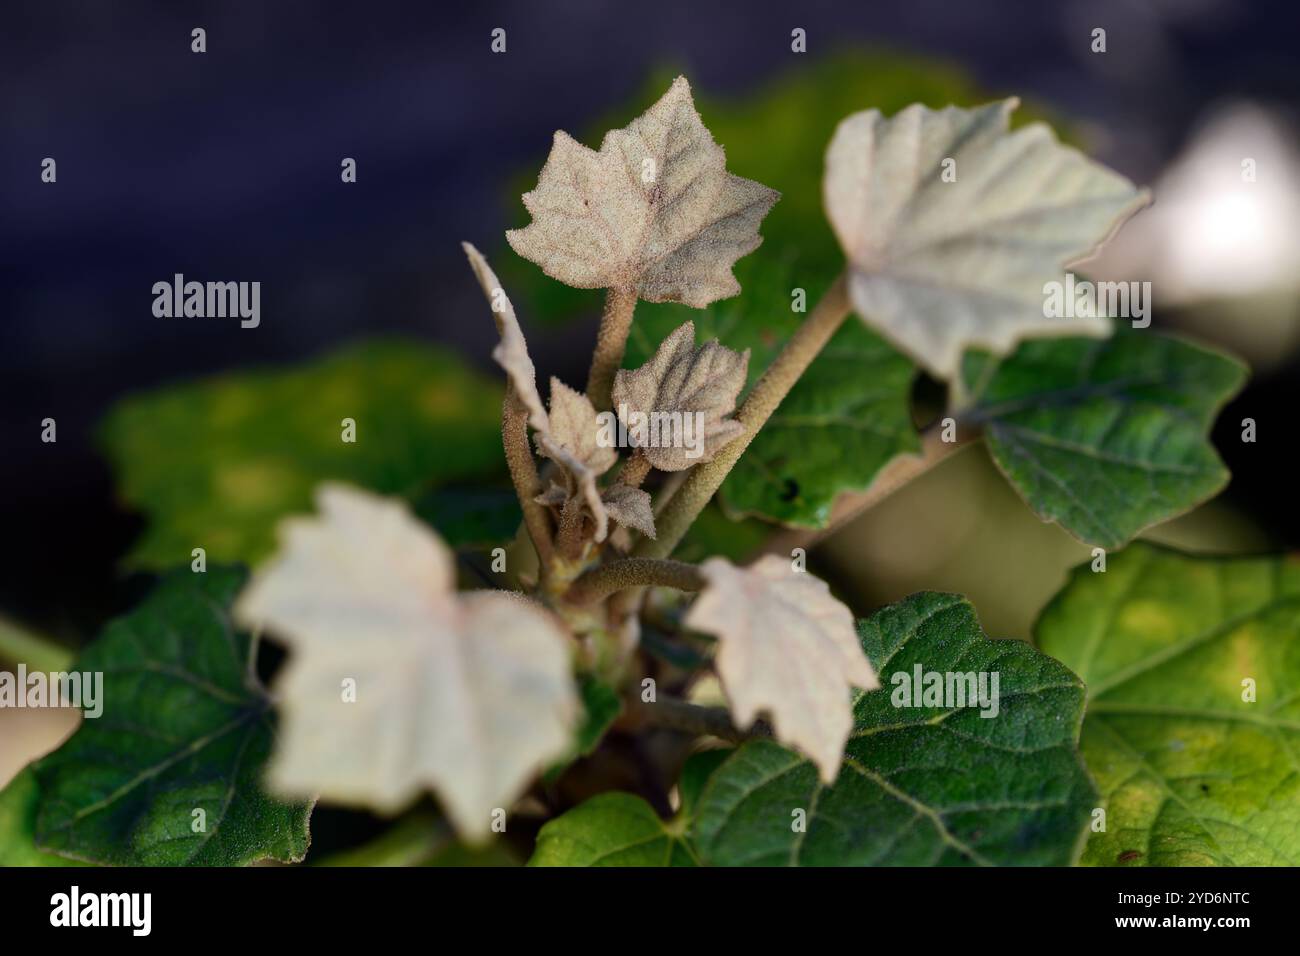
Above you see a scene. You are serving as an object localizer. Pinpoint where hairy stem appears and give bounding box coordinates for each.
[586,286,637,411]
[617,449,652,489]
[556,495,590,560]
[636,273,852,559]
[565,558,703,605]
[629,695,770,744]
[0,615,74,672]
[502,388,554,567]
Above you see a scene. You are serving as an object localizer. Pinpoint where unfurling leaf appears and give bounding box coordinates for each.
[234,483,579,840]
[612,321,749,472]
[824,99,1149,378]
[600,483,656,539]
[507,76,780,308]
[684,554,879,779]
[536,379,617,542]
[463,242,548,431]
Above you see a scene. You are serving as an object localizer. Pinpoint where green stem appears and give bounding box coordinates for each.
[630,695,770,743]
[0,615,74,672]
[312,812,450,867]
[636,273,852,559]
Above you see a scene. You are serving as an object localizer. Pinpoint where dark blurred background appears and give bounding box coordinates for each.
[2,0,1298,655]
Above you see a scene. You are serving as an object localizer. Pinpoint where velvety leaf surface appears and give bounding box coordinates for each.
[825,99,1147,378]
[959,333,1247,549]
[1037,544,1300,866]
[529,792,695,867]
[101,339,505,569]
[32,567,312,866]
[693,592,1095,865]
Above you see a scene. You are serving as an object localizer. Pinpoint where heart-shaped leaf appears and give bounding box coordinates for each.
[529,792,696,866]
[1037,543,1300,866]
[31,567,312,866]
[958,332,1247,548]
[507,76,779,307]
[825,99,1149,378]
[234,484,579,840]
[693,592,1096,865]
[100,340,504,569]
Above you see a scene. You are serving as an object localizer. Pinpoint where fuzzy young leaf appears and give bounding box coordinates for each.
[693,592,1096,866]
[959,332,1247,549]
[234,484,579,840]
[529,792,695,866]
[508,76,779,307]
[1038,544,1300,866]
[31,567,311,866]
[612,321,748,472]
[685,555,879,779]
[825,99,1149,378]
[463,242,549,431]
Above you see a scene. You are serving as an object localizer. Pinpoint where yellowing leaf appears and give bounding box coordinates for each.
[234,483,579,840]
[612,321,749,472]
[684,555,879,780]
[507,76,780,307]
[463,242,548,431]
[824,99,1149,378]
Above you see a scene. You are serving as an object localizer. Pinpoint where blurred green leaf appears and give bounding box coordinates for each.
[693,592,1096,865]
[0,768,91,866]
[1038,544,1300,866]
[414,484,522,550]
[32,566,312,866]
[102,339,505,569]
[959,332,1247,549]
[529,792,696,866]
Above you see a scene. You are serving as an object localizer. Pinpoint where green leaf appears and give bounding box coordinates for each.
[959,332,1247,549]
[676,749,733,818]
[101,339,505,569]
[414,484,523,550]
[0,769,90,866]
[529,792,696,867]
[1037,544,1300,866]
[693,592,1096,865]
[32,567,312,866]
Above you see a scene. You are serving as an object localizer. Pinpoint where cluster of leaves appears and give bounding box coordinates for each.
[3,58,1291,869]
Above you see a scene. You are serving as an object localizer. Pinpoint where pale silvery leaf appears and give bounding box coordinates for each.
[611,321,748,471]
[684,555,879,780]
[234,483,579,840]
[825,99,1150,378]
[600,483,656,539]
[507,76,780,308]
[534,480,655,540]
[536,379,617,542]
[462,242,548,432]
